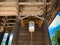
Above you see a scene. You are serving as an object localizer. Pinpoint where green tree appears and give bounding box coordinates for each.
[52,29,60,45]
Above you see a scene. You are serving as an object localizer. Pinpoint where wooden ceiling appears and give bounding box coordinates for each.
[0,0,60,30]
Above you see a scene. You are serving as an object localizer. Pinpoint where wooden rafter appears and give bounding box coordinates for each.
[0,2,53,5]
[48,8,60,26]
[18,2,53,5]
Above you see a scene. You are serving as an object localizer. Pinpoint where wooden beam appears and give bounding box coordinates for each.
[6,26,16,27]
[20,15,30,19]
[18,2,53,5]
[0,5,17,7]
[48,8,59,26]
[0,2,53,5]
[0,2,17,5]
[34,15,44,20]
[0,12,18,16]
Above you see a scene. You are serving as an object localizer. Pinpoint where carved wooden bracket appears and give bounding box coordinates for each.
[19,14,44,20]
[18,14,44,27]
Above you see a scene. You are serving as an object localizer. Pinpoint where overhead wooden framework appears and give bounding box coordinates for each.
[0,16,17,33]
[48,7,60,26]
[0,0,60,32]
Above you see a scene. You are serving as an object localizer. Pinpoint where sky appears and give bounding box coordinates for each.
[48,11,60,38]
[1,33,13,45]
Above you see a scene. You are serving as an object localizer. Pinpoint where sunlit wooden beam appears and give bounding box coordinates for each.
[18,2,53,5]
[0,2,17,5]
[0,12,18,16]
[0,2,53,5]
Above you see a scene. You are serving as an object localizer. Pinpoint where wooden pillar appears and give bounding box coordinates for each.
[11,20,20,45]
[11,29,16,45]
[42,19,52,45]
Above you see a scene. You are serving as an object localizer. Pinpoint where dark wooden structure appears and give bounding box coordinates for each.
[0,0,60,45]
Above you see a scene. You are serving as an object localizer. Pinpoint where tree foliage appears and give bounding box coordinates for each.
[52,29,60,45]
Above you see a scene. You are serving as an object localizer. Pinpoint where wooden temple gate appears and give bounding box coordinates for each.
[0,0,60,45]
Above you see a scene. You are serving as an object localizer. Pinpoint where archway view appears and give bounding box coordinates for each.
[1,33,14,45]
[1,33,8,45]
[48,11,60,45]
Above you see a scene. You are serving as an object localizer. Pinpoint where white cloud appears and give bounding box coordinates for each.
[49,15,60,28]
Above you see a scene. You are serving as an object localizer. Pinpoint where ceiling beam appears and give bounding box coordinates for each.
[0,2,53,5]
[48,8,60,26]
[0,2,17,5]
[18,2,53,5]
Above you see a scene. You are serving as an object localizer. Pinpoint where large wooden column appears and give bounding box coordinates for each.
[42,19,51,45]
[11,20,21,45]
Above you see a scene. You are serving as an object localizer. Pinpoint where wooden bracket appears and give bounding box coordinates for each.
[19,14,44,20]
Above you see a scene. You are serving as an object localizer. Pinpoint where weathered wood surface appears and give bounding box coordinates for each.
[0,0,60,45]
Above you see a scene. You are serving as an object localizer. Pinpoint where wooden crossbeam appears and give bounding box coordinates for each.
[0,12,18,16]
[19,14,44,20]
[18,2,53,5]
[6,26,16,27]
[34,15,44,20]
[0,2,17,5]
[0,2,53,5]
